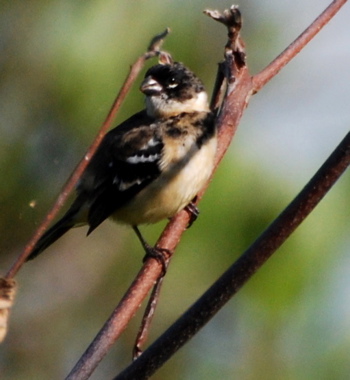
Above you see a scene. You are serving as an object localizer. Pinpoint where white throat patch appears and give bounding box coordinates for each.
[146,91,209,118]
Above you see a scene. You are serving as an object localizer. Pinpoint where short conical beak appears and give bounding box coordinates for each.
[140,76,162,95]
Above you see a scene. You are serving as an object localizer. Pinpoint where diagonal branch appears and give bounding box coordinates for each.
[252,0,347,91]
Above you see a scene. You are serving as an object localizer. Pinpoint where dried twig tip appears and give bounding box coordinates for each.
[148,28,171,52]
[204,5,241,28]
[204,5,245,67]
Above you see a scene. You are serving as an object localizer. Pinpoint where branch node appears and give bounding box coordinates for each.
[146,28,173,65]
[158,52,173,65]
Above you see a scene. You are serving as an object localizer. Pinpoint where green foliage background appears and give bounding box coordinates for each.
[1,1,349,379]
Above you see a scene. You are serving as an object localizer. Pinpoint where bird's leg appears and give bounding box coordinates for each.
[133,226,170,275]
[185,197,200,228]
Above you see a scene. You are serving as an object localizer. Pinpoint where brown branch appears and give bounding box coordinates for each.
[252,0,347,91]
[64,1,348,379]
[133,275,165,359]
[114,131,350,380]
[4,29,170,280]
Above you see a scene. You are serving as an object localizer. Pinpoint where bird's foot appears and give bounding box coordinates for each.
[185,200,199,229]
[142,245,171,276]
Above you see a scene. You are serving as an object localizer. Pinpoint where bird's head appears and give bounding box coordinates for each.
[140,62,209,118]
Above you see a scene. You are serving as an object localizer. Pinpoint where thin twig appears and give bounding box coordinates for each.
[252,0,347,91]
[4,29,170,280]
[114,132,350,380]
[132,276,165,360]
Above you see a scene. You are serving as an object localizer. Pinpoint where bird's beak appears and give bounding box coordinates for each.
[140,76,162,95]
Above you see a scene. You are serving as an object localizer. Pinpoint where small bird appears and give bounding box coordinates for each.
[27,62,217,262]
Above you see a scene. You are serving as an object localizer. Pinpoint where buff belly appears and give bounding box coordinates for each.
[111,136,217,226]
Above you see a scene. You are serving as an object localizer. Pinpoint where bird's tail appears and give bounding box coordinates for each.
[26,202,82,261]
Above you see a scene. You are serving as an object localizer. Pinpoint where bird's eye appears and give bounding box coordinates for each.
[167,77,178,88]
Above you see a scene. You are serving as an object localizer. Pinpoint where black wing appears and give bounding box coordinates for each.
[77,110,164,233]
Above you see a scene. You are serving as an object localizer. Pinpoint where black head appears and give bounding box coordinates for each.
[140,62,208,118]
[141,62,204,99]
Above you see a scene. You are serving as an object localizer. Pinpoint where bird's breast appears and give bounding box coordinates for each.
[111,134,217,226]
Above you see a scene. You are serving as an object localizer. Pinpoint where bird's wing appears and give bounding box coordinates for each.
[78,111,164,233]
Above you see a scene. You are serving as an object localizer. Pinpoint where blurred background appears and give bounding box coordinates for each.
[1,0,349,379]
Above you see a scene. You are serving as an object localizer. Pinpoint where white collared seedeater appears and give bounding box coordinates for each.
[27,62,217,261]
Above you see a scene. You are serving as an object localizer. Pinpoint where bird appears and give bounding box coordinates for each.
[26,62,217,263]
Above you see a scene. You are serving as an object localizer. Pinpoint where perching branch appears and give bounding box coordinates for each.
[65,1,348,379]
